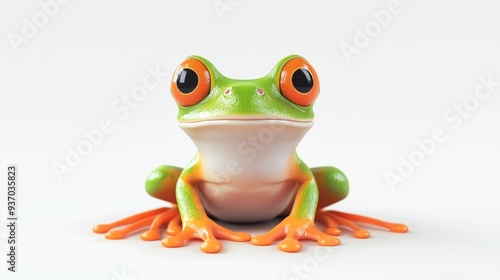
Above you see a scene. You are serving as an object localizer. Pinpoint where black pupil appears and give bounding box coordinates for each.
[292,68,313,93]
[176,68,198,94]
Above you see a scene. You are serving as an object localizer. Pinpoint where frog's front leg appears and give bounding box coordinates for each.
[251,161,340,252]
[93,166,182,240]
[313,166,408,238]
[162,163,251,253]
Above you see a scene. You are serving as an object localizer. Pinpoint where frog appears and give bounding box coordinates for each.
[93,55,408,253]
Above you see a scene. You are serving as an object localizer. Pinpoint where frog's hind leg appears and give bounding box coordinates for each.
[318,211,371,238]
[326,211,408,236]
[93,207,170,238]
[312,166,408,238]
[93,165,182,240]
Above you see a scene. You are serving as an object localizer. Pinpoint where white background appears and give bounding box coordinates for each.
[1,0,500,279]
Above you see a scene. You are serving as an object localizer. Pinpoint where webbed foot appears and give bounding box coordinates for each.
[162,217,251,253]
[251,216,340,252]
[316,210,408,238]
[93,207,180,240]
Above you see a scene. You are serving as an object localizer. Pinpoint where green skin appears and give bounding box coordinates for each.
[145,55,349,249]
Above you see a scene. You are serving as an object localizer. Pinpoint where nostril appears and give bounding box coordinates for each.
[224,87,232,95]
[256,88,265,96]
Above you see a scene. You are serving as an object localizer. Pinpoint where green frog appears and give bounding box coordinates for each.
[93,55,407,253]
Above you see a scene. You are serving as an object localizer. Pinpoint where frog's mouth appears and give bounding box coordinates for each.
[178,118,312,127]
[178,119,313,141]
[179,119,313,145]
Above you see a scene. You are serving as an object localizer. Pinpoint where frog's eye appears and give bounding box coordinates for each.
[279,57,319,106]
[171,58,211,106]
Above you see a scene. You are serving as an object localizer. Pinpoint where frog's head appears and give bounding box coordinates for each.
[170,55,319,123]
[170,55,320,158]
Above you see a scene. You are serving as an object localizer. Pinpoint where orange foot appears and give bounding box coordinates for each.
[93,207,181,240]
[162,217,251,253]
[315,210,408,239]
[250,216,340,253]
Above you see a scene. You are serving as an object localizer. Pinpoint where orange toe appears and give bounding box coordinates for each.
[318,235,341,246]
[325,228,342,236]
[105,230,127,240]
[93,224,112,234]
[166,226,182,236]
[389,223,409,233]
[201,240,223,253]
[353,230,370,239]
[166,214,182,235]
[279,238,302,252]
[141,230,161,241]
[162,236,184,248]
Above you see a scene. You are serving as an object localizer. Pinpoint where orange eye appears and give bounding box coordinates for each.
[279,57,319,106]
[171,58,211,106]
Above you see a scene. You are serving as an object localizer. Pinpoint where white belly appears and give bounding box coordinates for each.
[179,119,312,222]
[198,181,298,222]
